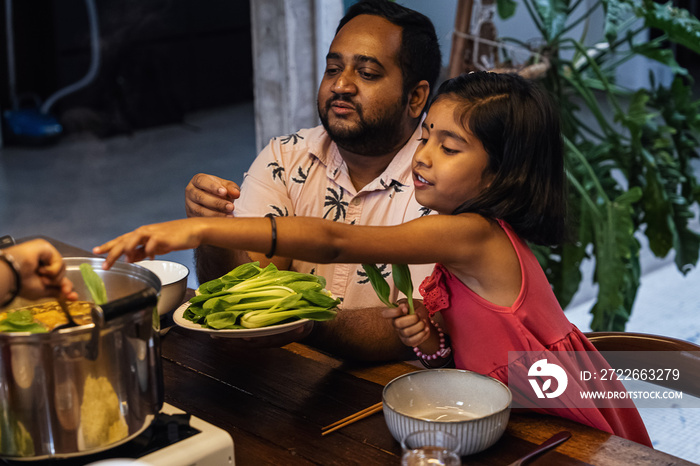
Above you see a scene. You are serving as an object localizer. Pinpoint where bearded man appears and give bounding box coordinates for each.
[184,0,441,361]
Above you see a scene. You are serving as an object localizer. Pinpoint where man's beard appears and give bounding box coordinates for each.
[318,95,408,156]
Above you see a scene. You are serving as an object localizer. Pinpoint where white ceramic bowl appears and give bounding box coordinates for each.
[383,369,512,457]
[135,260,189,316]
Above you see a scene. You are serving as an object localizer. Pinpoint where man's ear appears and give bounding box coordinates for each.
[407,80,430,119]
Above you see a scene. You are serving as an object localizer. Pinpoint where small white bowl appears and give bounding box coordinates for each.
[383,369,511,457]
[135,260,189,316]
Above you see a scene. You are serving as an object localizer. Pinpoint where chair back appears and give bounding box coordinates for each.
[584,332,700,398]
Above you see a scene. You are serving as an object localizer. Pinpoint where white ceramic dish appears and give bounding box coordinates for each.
[172,302,310,339]
[383,369,512,457]
[135,260,189,316]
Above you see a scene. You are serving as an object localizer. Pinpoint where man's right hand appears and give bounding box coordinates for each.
[185,173,241,218]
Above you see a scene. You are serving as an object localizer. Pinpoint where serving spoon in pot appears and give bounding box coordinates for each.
[85,288,158,360]
[54,295,82,330]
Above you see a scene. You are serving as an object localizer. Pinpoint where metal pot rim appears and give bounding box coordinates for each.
[0,257,161,340]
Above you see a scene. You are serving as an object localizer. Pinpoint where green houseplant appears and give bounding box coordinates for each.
[493,0,700,331]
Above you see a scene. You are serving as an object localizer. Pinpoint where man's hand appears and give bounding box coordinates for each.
[186,174,241,283]
[185,173,241,218]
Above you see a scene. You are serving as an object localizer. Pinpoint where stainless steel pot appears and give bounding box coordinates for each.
[0,257,163,460]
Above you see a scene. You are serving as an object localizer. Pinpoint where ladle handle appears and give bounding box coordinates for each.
[100,288,158,322]
[85,288,158,361]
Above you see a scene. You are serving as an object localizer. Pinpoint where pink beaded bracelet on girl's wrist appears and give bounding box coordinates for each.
[413,317,452,361]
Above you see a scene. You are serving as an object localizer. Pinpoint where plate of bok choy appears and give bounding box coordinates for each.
[172,262,339,338]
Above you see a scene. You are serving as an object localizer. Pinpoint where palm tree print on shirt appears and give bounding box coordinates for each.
[381,179,408,198]
[324,187,348,221]
[280,132,304,145]
[268,162,285,185]
[268,205,289,217]
[292,163,312,184]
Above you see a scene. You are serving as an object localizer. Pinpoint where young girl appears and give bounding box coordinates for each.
[95,72,651,446]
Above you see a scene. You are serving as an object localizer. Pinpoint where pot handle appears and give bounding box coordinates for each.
[100,288,158,322]
[85,288,158,361]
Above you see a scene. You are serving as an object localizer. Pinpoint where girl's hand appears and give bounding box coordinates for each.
[94,219,204,269]
[381,301,431,347]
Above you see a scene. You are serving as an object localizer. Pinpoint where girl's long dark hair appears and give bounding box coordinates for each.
[438,72,566,246]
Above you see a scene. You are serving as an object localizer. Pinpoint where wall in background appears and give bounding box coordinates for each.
[1,0,253,138]
[380,1,679,89]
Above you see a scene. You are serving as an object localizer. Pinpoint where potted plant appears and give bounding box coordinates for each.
[488,0,700,331]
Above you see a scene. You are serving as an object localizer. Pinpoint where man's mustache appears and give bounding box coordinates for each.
[329,95,353,104]
[325,95,361,114]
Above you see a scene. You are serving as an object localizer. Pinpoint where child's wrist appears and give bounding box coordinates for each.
[413,316,452,364]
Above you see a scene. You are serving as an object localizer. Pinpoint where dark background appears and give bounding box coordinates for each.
[1,1,697,140]
[0,0,253,137]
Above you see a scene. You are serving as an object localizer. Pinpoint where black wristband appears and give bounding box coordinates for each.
[0,251,21,307]
[266,216,277,259]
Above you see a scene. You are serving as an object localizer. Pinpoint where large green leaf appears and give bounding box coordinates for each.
[537,241,587,310]
[642,76,700,268]
[602,0,636,43]
[533,0,571,40]
[673,220,700,272]
[641,2,700,55]
[590,189,642,331]
[641,168,674,257]
[505,0,700,331]
[496,0,517,20]
[632,43,688,76]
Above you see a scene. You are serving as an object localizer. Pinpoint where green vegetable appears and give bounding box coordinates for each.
[361,264,394,308]
[80,263,107,305]
[186,262,339,329]
[0,309,48,333]
[391,264,415,315]
[362,263,415,315]
[0,406,35,456]
[205,310,248,329]
[240,306,337,328]
[197,261,262,294]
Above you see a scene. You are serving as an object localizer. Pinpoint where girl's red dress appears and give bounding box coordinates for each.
[419,220,652,447]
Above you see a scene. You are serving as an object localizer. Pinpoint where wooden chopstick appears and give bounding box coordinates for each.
[321,402,383,436]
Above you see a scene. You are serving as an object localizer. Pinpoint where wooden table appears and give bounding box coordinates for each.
[37,237,698,465]
[160,309,697,466]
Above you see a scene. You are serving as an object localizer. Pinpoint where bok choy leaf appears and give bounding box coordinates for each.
[362,263,415,315]
[80,263,107,305]
[185,262,339,329]
[391,264,415,315]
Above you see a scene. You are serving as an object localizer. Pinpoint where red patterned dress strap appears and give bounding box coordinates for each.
[419,264,450,317]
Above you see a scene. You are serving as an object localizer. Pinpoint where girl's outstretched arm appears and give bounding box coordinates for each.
[94,217,273,269]
[95,213,494,271]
